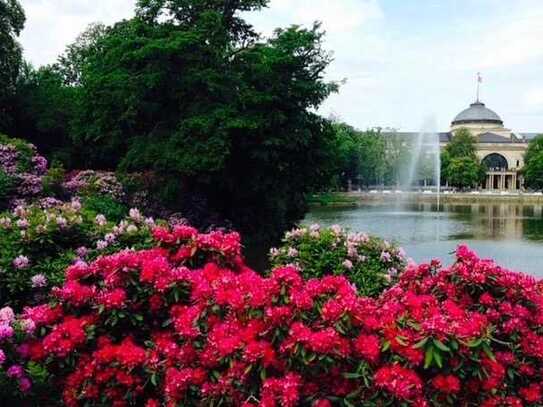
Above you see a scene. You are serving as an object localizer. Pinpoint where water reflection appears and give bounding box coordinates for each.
[305,202,543,276]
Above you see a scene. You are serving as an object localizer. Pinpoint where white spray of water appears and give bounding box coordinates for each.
[404,116,441,210]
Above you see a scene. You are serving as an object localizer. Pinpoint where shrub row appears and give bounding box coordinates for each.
[0,225,540,406]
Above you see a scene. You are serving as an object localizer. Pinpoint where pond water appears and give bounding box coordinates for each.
[304,202,543,277]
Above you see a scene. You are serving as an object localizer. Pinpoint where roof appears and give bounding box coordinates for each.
[381,132,452,142]
[452,101,503,126]
[382,131,529,144]
[439,132,452,143]
[477,132,513,143]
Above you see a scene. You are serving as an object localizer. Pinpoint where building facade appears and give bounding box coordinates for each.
[439,100,537,191]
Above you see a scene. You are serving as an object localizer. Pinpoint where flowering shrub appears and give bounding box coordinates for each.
[63,170,125,202]
[0,135,47,208]
[0,200,156,309]
[365,245,543,406]
[270,224,406,297]
[0,305,43,398]
[2,228,543,406]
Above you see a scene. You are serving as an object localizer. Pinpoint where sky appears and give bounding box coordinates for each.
[18,0,543,132]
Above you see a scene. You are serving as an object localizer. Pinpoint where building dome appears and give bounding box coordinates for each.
[451,101,503,126]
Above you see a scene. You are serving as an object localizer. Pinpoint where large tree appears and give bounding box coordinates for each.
[0,0,25,131]
[523,135,543,190]
[442,128,485,188]
[67,1,337,242]
[9,24,105,162]
[10,63,78,161]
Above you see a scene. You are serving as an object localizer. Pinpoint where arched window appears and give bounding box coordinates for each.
[482,153,508,170]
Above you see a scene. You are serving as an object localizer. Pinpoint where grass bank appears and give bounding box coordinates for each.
[307,192,359,207]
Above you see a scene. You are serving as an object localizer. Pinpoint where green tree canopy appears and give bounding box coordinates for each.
[328,123,396,188]
[523,135,543,190]
[444,157,485,188]
[445,128,479,157]
[442,128,485,188]
[63,2,337,243]
[0,0,25,131]
[329,122,360,188]
[10,63,77,161]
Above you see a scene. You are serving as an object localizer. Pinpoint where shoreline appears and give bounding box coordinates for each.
[310,191,543,207]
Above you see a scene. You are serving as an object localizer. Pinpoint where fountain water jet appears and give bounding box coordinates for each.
[404,116,441,210]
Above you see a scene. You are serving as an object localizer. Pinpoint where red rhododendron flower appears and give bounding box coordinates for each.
[374,364,423,400]
[354,334,380,363]
[432,374,461,394]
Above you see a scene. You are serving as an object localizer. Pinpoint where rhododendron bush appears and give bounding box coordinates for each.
[0,200,156,309]
[1,225,542,406]
[0,135,48,209]
[270,224,406,297]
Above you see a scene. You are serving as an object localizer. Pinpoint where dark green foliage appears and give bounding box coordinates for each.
[329,122,361,188]
[445,156,486,188]
[0,170,15,207]
[135,0,268,42]
[65,4,337,242]
[442,128,485,188]
[42,161,66,198]
[329,123,417,188]
[82,194,128,222]
[0,0,25,131]
[523,135,543,190]
[4,1,339,244]
[10,64,78,162]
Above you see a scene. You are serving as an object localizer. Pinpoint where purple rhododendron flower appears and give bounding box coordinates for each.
[0,324,14,340]
[31,274,48,288]
[13,255,30,269]
[0,307,15,323]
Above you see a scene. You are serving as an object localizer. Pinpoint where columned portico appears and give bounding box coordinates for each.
[484,171,521,191]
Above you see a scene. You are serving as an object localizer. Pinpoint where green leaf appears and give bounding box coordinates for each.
[424,347,434,369]
[395,336,408,346]
[412,337,428,349]
[433,339,450,352]
[433,349,443,368]
[467,338,482,348]
[482,343,495,361]
[382,340,391,352]
[343,372,363,379]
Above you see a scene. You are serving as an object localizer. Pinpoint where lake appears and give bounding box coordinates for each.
[305,202,543,277]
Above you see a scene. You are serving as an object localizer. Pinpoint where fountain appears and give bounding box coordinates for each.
[404,116,441,210]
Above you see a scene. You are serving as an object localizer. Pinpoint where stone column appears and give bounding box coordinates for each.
[501,174,506,191]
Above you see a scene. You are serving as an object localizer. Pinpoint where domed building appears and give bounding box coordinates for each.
[440,99,531,191]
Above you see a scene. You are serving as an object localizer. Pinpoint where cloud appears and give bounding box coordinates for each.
[249,0,383,36]
[523,88,543,112]
[478,11,543,69]
[19,0,136,66]
[15,0,543,132]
